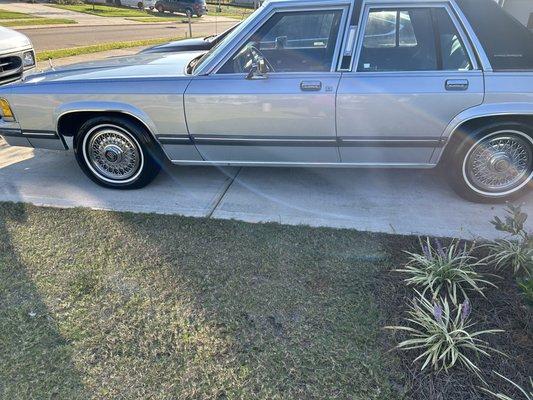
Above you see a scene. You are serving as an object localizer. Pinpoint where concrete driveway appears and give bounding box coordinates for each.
[1,140,531,239]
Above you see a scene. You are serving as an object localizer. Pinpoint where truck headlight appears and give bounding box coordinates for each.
[0,98,15,121]
[22,51,35,69]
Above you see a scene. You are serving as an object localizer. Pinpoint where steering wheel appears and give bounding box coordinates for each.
[233,43,275,74]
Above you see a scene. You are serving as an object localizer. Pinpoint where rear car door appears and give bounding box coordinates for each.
[184,5,349,164]
[337,3,484,165]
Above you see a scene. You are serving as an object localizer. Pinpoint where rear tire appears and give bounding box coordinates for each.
[156,4,164,12]
[74,116,162,190]
[447,121,533,203]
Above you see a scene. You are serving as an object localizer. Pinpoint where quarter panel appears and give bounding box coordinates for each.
[483,72,533,104]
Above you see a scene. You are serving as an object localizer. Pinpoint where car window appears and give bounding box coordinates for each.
[433,8,471,71]
[358,7,471,72]
[218,9,343,74]
[363,10,417,49]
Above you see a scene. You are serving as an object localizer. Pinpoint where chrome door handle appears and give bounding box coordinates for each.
[445,79,469,91]
[300,81,322,91]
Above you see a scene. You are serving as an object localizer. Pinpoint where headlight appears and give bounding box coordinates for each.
[0,98,15,121]
[22,51,35,69]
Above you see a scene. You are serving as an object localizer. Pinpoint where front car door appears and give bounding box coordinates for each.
[184,3,350,164]
[337,2,484,165]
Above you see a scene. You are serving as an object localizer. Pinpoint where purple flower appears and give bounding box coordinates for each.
[461,299,471,321]
[435,239,446,259]
[433,303,443,323]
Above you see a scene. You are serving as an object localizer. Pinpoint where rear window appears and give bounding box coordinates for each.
[456,0,533,71]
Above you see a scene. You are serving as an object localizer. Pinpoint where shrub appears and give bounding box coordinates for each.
[488,204,532,277]
[386,293,503,379]
[396,238,496,304]
[488,239,532,276]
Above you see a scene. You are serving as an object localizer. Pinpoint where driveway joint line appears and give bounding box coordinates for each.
[207,167,242,218]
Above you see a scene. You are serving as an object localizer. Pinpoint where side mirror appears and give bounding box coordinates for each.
[246,57,268,80]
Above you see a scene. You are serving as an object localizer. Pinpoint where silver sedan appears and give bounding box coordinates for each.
[0,0,532,203]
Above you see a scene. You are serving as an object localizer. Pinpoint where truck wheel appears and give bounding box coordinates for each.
[156,4,164,12]
[447,121,533,203]
[74,117,162,190]
[137,1,143,9]
[185,8,192,17]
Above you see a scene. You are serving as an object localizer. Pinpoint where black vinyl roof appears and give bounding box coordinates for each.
[456,0,533,71]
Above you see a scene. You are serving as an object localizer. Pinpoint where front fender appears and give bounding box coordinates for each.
[55,101,161,138]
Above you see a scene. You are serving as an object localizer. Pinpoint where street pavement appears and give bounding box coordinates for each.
[1,140,531,240]
[20,20,237,51]
[0,1,238,51]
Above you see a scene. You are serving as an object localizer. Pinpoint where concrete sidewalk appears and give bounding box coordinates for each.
[1,139,531,240]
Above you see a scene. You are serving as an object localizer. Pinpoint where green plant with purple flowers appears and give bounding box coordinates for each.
[396,238,496,304]
[386,293,503,379]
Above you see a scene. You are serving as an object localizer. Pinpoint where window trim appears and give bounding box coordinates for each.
[211,5,350,75]
[349,2,479,74]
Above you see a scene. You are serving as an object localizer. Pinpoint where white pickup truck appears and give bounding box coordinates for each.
[0,27,35,85]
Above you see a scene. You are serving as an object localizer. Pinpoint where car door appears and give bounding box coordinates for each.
[184,6,348,164]
[336,4,484,165]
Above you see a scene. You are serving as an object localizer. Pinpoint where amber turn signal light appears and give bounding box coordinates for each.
[0,98,14,120]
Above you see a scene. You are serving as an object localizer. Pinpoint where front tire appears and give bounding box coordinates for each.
[447,122,533,203]
[74,117,161,190]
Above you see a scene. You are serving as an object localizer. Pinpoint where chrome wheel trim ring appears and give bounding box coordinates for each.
[462,130,533,197]
[82,124,144,184]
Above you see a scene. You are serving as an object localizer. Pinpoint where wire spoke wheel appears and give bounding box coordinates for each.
[83,125,144,183]
[464,131,532,195]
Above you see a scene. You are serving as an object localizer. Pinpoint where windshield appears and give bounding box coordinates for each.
[193,6,265,74]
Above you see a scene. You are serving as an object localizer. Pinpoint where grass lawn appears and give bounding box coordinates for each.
[50,3,157,18]
[209,4,254,20]
[0,202,406,399]
[36,37,182,61]
[0,9,33,19]
[0,8,76,27]
[0,18,76,27]
[0,203,530,399]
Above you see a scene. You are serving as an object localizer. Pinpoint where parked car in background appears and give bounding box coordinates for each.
[141,24,239,53]
[92,0,156,9]
[0,27,35,85]
[115,0,157,9]
[1,0,532,203]
[154,0,207,17]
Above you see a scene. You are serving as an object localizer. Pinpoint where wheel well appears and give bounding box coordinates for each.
[440,114,533,165]
[57,111,155,144]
